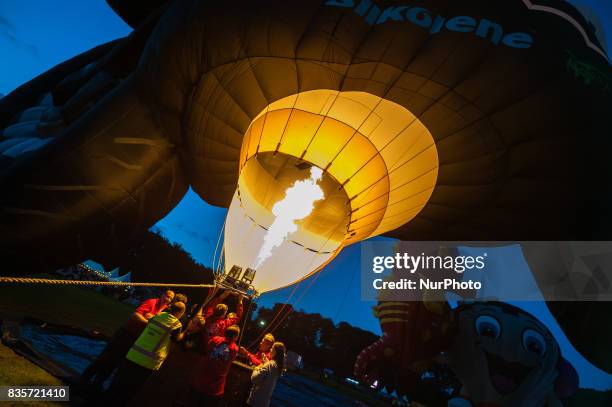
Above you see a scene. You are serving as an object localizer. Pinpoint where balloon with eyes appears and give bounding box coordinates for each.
[448,302,578,407]
[355,301,578,406]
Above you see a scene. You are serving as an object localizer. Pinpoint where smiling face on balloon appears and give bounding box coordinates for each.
[449,303,560,406]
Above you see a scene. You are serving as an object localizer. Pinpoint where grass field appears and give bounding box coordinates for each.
[0,280,134,405]
[0,279,134,337]
[0,342,65,406]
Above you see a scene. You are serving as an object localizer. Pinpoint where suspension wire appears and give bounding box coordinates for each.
[333,260,358,322]
[340,115,422,188]
[246,214,344,349]
[275,94,300,149]
[279,207,349,307]
[349,201,426,235]
[253,215,347,346]
[193,283,222,318]
[289,244,341,312]
[252,250,337,345]
[246,277,303,349]
[349,142,437,205]
[215,245,225,276]
[297,90,343,158]
[350,184,435,225]
[237,296,256,349]
[260,253,334,345]
[321,95,388,174]
[254,103,270,156]
[212,218,226,277]
[219,249,225,275]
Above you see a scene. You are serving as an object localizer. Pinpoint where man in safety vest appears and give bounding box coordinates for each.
[105,301,189,405]
[81,289,175,388]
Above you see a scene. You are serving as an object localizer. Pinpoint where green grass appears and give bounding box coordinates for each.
[0,279,134,404]
[0,341,64,386]
[0,278,134,337]
[0,342,64,406]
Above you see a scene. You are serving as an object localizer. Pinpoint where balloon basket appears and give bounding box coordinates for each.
[215,264,260,299]
[223,360,254,406]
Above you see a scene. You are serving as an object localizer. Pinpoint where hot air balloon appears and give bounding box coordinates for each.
[224,89,438,292]
[0,0,611,372]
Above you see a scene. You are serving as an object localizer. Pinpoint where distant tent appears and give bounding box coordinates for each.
[285,350,303,370]
[82,260,106,273]
[109,271,131,283]
[108,267,120,278]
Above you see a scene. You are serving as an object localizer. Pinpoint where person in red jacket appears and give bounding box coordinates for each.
[81,290,175,388]
[134,290,175,320]
[239,333,274,366]
[191,325,241,407]
[201,291,244,343]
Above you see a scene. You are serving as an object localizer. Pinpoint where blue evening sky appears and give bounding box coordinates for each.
[2,0,611,390]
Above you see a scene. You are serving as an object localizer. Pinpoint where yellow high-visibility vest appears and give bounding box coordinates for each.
[126,312,182,370]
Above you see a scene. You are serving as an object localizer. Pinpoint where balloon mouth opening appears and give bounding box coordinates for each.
[238,152,350,252]
[223,152,348,293]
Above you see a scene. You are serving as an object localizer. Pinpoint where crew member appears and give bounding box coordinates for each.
[105,301,189,405]
[191,325,241,407]
[200,291,243,343]
[247,342,286,407]
[81,289,175,388]
[239,333,275,366]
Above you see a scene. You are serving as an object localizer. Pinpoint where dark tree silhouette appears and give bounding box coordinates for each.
[106,229,215,301]
[243,303,378,378]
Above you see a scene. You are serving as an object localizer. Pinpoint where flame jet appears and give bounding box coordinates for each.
[254,166,324,270]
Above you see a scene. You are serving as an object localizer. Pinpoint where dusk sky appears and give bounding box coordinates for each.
[2,0,611,390]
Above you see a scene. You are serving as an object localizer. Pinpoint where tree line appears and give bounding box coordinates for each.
[242,302,379,379]
[108,228,214,301]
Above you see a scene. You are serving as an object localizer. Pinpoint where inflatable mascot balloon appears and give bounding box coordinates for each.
[355,299,580,406]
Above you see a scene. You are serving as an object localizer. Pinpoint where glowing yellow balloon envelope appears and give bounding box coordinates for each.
[224,90,439,292]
